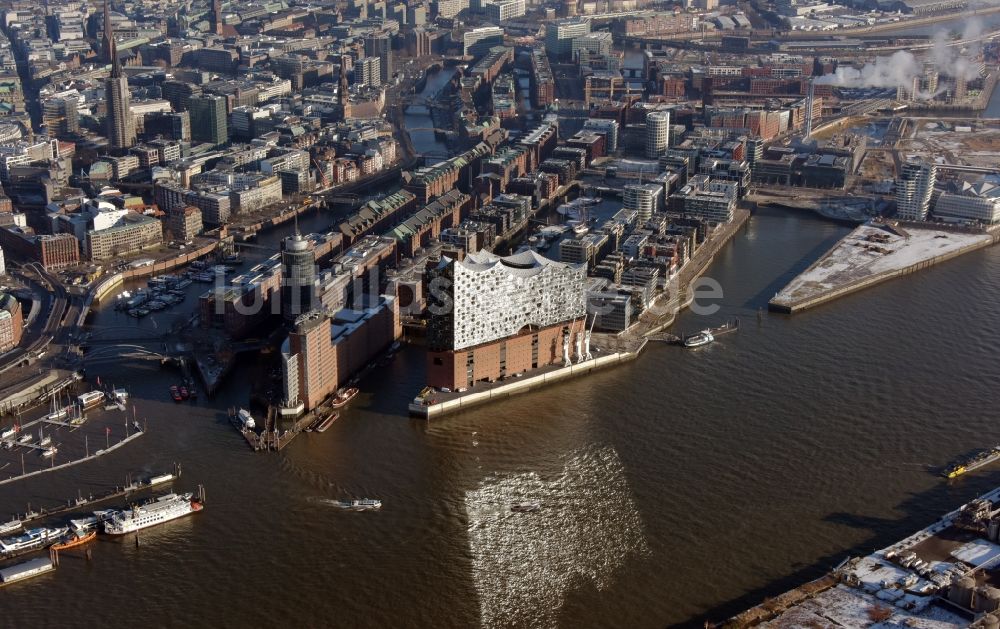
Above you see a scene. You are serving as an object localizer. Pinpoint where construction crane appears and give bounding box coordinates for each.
[312,158,330,189]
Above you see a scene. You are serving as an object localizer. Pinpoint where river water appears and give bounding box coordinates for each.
[2,203,1000,627]
[404,67,456,164]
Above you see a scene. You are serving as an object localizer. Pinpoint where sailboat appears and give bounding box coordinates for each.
[38,426,51,447]
[45,390,67,422]
[68,401,85,426]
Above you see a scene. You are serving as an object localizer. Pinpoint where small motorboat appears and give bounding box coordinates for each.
[511,501,541,513]
[334,499,381,511]
[682,331,714,348]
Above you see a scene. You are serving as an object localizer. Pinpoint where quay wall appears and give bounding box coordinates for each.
[92,240,219,304]
[411,351,640,419]
[770,230,1000,314]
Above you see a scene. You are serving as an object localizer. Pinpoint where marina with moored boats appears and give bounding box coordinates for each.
[0,473,204,588]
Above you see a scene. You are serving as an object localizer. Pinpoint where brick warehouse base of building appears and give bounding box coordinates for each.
[427,318,586,391]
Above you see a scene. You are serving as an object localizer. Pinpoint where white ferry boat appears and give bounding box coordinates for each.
[0,527,67,555]
[683,330,715,348]
[103,493,203,535]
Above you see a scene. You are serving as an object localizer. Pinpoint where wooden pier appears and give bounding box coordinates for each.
[7,463,181,525]
[228,406,315,452]
[0,429,146,487]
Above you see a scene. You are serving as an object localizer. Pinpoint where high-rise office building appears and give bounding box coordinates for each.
[43,96,79,137]
[934,181,1000,224]
[356,56,381,87]
[189,94,228,145]
[645,110,670,159]
[896,158,936,221]
[161,80,201,112]
[485,0,525,22]
[582,118,619,152]
[281,232,317,323]
[104,0,135,153]
[463,26,504,58]
[434,0,469,18]
[544,17,590,59]
[364,32,392,85]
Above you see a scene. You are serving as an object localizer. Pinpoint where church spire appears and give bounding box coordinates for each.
[103,0,120,76]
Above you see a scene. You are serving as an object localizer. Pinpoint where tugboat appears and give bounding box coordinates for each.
[944,446,1000,478]
[170,386,183,403]
[330,388,359,409]
[683,330,715,348]
[179,386,190,401]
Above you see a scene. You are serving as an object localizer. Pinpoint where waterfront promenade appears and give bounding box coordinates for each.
[593,208,752,354]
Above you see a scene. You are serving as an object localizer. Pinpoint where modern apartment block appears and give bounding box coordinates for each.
[670,175,737,223]
[624,183,663,222]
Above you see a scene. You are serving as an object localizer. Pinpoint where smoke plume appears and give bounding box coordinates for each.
[814,16,985,94]
[814,50,921,89]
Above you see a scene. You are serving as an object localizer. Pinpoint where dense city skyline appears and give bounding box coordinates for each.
[0,0,996,625]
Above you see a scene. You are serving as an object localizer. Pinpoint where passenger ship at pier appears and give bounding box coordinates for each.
[103,492,203,535]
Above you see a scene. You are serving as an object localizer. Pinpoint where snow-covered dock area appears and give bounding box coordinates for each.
[760,584,968,628]
[771,223,992,309]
